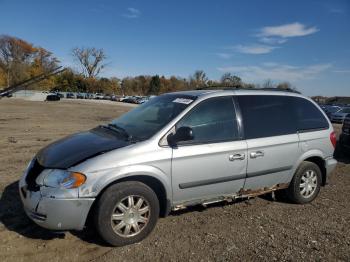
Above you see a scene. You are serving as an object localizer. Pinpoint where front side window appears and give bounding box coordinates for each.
[176,96,239,144]
[237,95,296,139]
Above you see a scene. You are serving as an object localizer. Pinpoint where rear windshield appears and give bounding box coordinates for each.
[111,94,196,140]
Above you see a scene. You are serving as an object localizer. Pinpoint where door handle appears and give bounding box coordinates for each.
[229,153,245,161]
[250,151,264,158]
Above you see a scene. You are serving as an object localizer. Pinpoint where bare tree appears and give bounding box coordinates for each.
[34,47,60,73]
[262,79,274,89]
[72,47,106,78]
[0,35,36,87]
[220,72,242,88]
[190,70,208,88]
[276,81,292,90]
[276,81,299,93]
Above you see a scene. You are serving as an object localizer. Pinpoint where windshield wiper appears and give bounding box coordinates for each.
[99,123,133,141]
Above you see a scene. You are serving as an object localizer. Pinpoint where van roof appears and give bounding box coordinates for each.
[168,88,303,98]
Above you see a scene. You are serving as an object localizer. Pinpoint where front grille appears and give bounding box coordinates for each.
[25,159,44,191]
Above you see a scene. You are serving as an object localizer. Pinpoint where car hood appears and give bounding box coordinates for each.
[36,127,131,169]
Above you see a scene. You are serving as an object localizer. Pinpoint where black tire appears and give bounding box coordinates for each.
[94,181,160,246]
[286,161,322,204]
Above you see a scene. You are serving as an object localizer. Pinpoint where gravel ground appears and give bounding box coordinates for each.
[0,99,349,262]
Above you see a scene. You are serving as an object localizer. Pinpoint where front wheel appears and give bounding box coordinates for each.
[286,161,322,204]
[94,181,160,246]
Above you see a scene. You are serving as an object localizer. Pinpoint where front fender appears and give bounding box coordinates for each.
[78,165,172,201]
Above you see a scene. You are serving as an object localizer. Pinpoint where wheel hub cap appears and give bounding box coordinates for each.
[111,195,150,238]
[299,170,317,198]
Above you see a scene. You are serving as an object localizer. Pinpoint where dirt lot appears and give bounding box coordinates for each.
[0,99,349,262]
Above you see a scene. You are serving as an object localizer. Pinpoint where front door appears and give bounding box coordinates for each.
[171,96,247,204]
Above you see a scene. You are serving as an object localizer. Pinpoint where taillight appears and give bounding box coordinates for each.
[330,131,337,148]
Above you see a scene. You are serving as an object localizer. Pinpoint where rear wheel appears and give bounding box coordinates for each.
[94,181,159,246]
[287,161,321,204]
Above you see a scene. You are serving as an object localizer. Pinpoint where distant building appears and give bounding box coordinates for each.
[311,96,350,105]
[312,96,327,104]
[326,96,350,105]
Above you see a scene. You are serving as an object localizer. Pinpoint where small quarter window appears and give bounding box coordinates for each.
[292,97,329,131]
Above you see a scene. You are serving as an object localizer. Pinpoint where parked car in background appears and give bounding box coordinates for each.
[95,93,104,99]
[323,105,341,118]
[20,89,337,247]
[66,92,75,99]
[85,93,94,99]
[122,97,137,103]
[138,97,149,104]
[76,93,85,99]
[330,107,350,123]
[46,93,60,101]
[103,94,111,100]
[111,95,122,101]
[119,96,130,102]
[339,114,350,154]
[56,93,64,98]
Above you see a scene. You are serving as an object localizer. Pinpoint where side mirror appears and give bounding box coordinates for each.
[167,126,194,147]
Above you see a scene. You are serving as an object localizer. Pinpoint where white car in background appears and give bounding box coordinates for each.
[95,93,104,99]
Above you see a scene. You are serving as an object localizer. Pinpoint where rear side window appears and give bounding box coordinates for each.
[176,96,239,144]
[292,97,329,131]
[237,95,296,139]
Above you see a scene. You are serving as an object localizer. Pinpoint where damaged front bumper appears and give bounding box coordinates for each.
[19,164,95,231]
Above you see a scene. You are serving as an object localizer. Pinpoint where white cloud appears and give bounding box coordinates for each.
[259,22,319,38]
[262,62,279,67]
[123,7,141,18]
[259,37,287,45]
[330,8,344,14]
[234,44,277,54]
[216,53,233,59]
[333,69,350,73]
[217,63,331,82]
[220,22,319,57]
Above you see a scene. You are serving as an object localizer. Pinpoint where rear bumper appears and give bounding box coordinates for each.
[19,186,94,231]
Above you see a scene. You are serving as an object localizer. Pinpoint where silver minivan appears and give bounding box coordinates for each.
[19,89,337,246]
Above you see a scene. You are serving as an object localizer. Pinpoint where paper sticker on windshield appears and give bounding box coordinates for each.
[173,98,193,104]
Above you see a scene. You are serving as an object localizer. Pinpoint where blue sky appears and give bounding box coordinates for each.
[1,0,349,96]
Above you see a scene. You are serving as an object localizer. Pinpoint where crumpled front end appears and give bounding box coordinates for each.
[19,159,94,231]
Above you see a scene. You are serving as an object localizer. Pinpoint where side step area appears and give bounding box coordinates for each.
[172,183,289,211]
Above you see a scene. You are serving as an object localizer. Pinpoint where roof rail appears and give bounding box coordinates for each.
[195,86,300,94]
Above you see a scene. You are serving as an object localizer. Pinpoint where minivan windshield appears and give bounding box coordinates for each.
[110,94,196,140]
